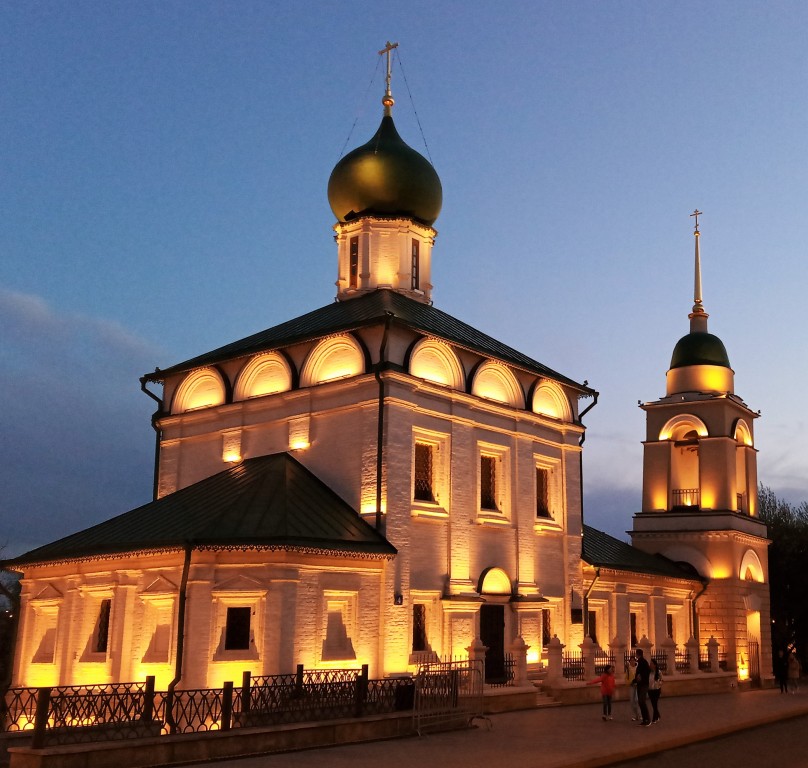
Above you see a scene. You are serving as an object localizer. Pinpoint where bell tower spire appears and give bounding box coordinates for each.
[689,209,708,333]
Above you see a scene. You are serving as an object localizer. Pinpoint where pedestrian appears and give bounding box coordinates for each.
[788,648,801,693]
[634,648,651,726]
[776,649,789,693]
[625,653,641,721]
[648,658,663,723]
[587,663,617,720]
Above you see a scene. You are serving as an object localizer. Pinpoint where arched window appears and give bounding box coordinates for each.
[532,381,572,421]
[234,352,293,400]
[300,335,364,387]
[410,338,464,390]
[659,415,707,509]
[739,550,764,583]
[471,362,524,408]
[172,368,226,414]
[477,567,512,596]
[733,419,753,447]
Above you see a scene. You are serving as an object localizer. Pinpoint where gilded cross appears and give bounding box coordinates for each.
[690,209,703,233]
[378,41,399,107]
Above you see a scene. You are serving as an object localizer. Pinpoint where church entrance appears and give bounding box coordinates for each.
[480,604,506,684]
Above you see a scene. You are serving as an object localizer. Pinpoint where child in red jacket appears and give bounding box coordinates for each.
[587,664,617,720]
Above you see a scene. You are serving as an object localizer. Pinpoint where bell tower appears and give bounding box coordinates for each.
[631,212,772,683]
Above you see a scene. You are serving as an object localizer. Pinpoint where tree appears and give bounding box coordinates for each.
[758,485,808,666]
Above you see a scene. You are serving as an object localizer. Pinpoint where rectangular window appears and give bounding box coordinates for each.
[480,455,498,511]
[542,609,552,648]
[411,239,420,290]
[412,604,428,652]
[414,442,435,502]
[349,237,359,289]
[94,599,111,654]
[630,612,638,648]
[536,467,551,518]
[666,613,674,639]
[224,607,251,651]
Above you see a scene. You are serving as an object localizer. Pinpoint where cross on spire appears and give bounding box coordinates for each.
[690,208,703,233]
[378,41,398,114]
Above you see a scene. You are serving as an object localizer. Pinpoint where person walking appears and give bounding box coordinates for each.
[587,664,617,720]
[625,654,641,721]
[634,648,651,726]
[776,649,789,693]
[788,649,801,693]
[648,658,663,723]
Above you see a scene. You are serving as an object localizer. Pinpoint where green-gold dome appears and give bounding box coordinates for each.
[670,331,731,369]
[327,115,442,227]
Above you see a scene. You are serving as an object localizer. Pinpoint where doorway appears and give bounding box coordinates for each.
[480,604,506,683]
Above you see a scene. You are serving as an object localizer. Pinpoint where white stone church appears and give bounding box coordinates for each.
[8,62,771,692]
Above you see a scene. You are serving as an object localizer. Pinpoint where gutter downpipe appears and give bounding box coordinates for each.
[577,390,599,532]
[583,568,600,640]
[374,313,393,532]
[166,543,192,735]
[140,375,164,501]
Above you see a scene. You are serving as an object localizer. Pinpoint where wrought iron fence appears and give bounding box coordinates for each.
[651,651,668,674]
[675,650,692,673]
[562,653,585,681]
[486,654,515,688]
[594,651,615,674]
[2,666,419,746]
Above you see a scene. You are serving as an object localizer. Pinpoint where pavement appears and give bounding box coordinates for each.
[183,687,808,768]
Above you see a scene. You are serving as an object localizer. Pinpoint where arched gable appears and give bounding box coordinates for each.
[733,419,753,447]
[656,544,713,579]
[659,413,709,441]
[409,338,465,390]
[532,381,572,421]
[172,367,226,414]
[477,567,513,596]
[234,352,293,401]
[740,549,764,582]
[471,362,524,408]
[300,335,364,387]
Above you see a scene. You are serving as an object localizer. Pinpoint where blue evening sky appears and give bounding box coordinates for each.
[2,1,807,557]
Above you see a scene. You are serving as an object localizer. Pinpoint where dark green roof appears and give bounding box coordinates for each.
[670,332,731,369]
[582,525,702,581]
[10,454,396,566]
[145,289,591,394]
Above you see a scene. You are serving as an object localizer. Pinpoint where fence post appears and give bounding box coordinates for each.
[141,676,155,723]
[510,636,530,686]
[660,636,676,676]
[580,635,596,680]
[546,635,564,684]
[686,636,700,674]
[31,687,51,749]
[295,664,304,697]
[241,671,251,718]
[707,636,720,673]
[354,664,368,717]
[221,681,233,732]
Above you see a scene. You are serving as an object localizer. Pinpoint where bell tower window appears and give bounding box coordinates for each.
[411,239,420,290]
[349,237,359,289]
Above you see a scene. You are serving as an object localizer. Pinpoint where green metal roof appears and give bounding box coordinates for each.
[670,331,731,369]
[582,524,703,581]
[10,454,396,566]
[144,289,592,394]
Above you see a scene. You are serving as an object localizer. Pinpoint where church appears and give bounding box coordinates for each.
[7,50,771,692]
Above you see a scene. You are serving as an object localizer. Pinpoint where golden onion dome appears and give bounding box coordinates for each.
[327,114,442,227]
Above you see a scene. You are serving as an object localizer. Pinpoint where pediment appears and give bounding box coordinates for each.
[32,583,63,602]
[212,574,266,593]
[143,574,178,595]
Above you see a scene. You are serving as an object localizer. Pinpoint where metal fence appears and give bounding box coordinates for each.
[1,666,418,747]
[413,658,486,735]
[562,653,585,681]
[485,654,515,688]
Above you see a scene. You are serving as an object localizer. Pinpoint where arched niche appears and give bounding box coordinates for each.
[172,368,226,414]
[471,362,524,409]
[234,352,293,401]
[300,335,364,387]
[658,544,713,579]
[659,414,709,441]
[532,381,572,421]
[409,338,465,390]
[740,549,764,583]
[477,567,513,596]
[733,419,753,447]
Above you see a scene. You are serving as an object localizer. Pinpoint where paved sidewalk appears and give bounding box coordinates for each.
[185,689,808,768]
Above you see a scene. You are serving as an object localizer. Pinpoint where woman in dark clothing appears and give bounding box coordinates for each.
[648,658,663,724]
